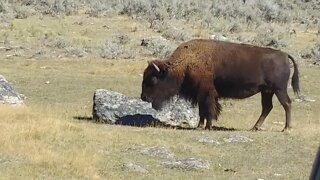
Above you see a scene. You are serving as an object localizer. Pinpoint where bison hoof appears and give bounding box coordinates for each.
[197,123,204,129]
[205,126,212,130]
[250,127,261,131]
[282,127,292,133]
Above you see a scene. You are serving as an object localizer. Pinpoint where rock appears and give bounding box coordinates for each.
[198,136,220,145]
[132,145,174,159]
[223,135,253,143]
[0,75,24,106]
[210,34,228,41]
[162,158,210,170]
[155,97,198,128]
[122,162,148,173]
[92,89,198,128]
[224,168,236,173]
[295,94,316,102]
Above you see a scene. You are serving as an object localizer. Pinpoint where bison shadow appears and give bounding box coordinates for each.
[73,115,236,131]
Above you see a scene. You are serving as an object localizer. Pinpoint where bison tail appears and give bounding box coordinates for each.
[288,55,300,96]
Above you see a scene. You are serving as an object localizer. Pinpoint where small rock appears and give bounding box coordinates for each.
[123,162,148,174]
[45,81,50,84]
[272,121,284,125]
[223,135,253,143]
[224,168,236,173]
[295,94,315,102]
[162,158,210,170]
[133,145,174,159]
[140,147,174,159]
[198,136,220,145]
[40,66,47,69]
[210,34,228,41]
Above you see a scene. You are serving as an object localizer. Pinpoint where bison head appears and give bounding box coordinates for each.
[141,60,179,110]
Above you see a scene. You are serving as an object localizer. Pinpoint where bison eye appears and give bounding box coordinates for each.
[151,76,158,85]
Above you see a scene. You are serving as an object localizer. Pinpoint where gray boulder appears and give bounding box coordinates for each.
[162,158,210,170]
[198,136,220,145]
[223,135,254,143]
[122,162,148,174]
[138,146,174,159]
[92,89,198,128]
[0,75,24,106]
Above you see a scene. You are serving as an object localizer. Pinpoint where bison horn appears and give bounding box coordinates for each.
[152,63,160,72]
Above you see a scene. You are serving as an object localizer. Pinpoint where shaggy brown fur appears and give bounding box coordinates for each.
[141,39,300,131]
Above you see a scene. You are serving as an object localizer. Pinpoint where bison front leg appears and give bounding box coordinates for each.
[197,116,205,128]
[205,101,221,130]
[197,103,207,128]
[198,91,221,130]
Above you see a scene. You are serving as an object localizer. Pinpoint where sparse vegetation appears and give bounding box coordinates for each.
[0,0,319,60]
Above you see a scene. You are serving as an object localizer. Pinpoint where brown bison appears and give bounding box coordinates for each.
[141,39,300,131]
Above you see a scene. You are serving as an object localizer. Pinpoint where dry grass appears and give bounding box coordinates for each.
[0,59,319,179]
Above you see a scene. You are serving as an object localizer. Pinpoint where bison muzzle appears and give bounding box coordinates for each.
[141,39,300,131]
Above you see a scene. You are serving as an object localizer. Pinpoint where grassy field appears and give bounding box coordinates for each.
[0,1,320,179]
[0,59,319,179]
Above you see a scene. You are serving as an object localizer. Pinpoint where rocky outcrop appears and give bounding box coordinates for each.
[92,89,198,128]
[127,145,210,171]
[0,75,24,106]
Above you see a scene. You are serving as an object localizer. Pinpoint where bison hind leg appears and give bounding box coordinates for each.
[251,91,274,131]
[275,90,292,132]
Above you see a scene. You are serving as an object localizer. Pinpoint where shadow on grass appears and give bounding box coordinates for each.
[73,115,168,128]
[73,115,237,131]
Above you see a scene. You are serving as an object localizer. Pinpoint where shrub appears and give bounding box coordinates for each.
[65,46,86,57]
[0,1,10,14]
[100,41,134,59]
[13,5,35,19]
[21,0,80,16]
[114,33,130,45]
[100,34,135,59]
[162,26,191,42]
[311,42,320,63]
[54,0,80,16]
[51,36,71,49]
[141,37,177,59]
[86,1,107,17]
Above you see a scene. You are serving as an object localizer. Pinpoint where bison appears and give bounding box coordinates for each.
[141,39,300,131]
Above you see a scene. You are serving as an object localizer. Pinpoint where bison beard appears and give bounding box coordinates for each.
[141,39,300,131]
